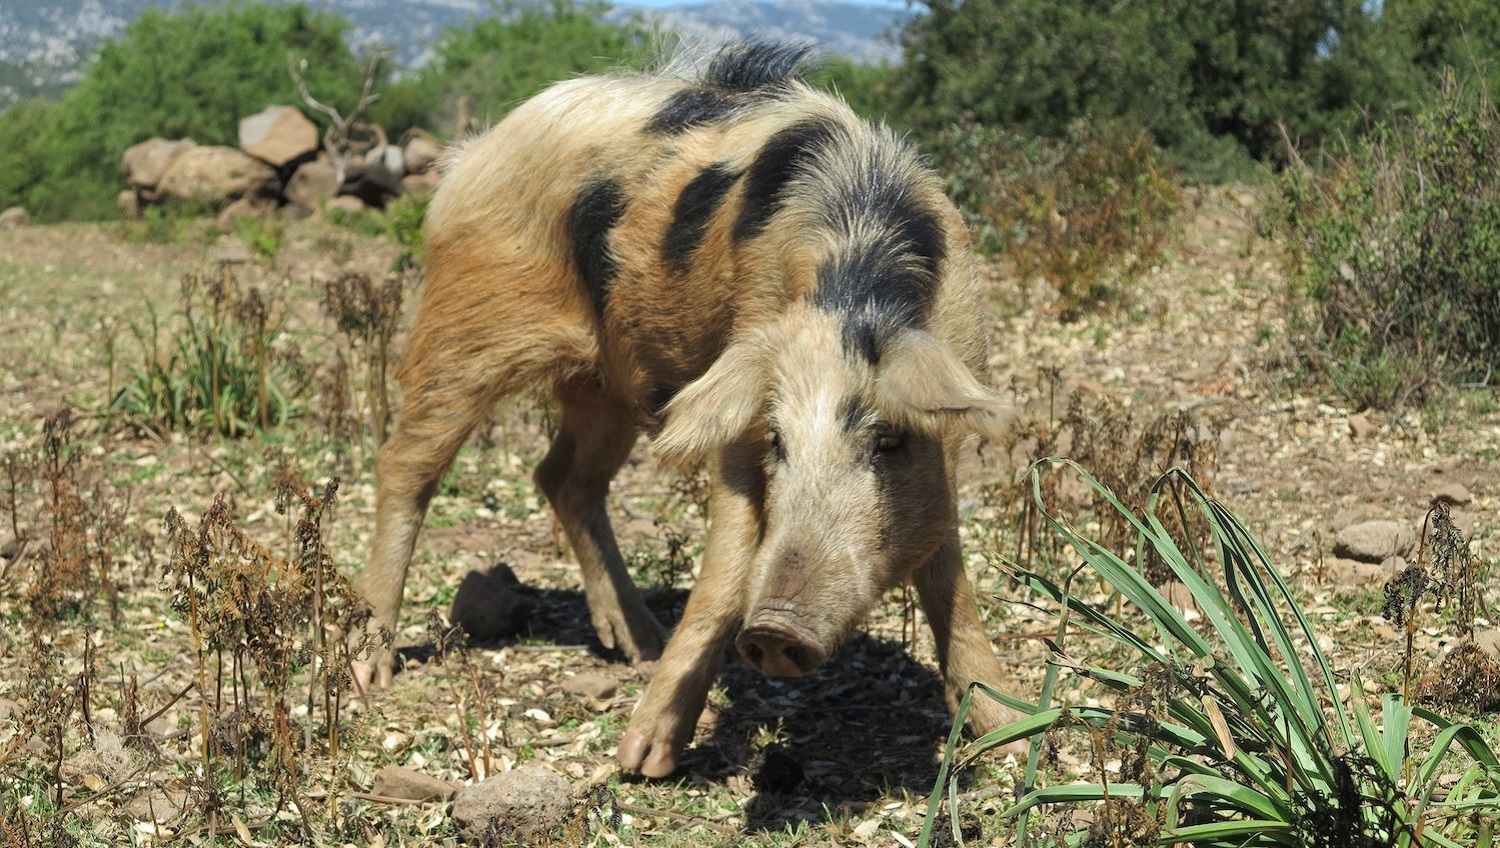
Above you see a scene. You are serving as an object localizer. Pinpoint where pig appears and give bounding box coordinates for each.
[355,39,1020,777]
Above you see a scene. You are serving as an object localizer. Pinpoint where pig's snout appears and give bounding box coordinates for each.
[736,615,826,677]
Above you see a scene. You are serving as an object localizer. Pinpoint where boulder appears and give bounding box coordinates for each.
[326,195,366,216]
[285,156,341,211]
[157,146,276,206]
[0,206,29,228]
[238,105,318,168]
[122,137,197,189]
[117,190,142,220]
[400,170,442,195]
[339,159,402,208]
[404,133,443,174]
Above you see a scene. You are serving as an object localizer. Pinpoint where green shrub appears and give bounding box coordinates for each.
[929,120,1180,318]
[1267,72,1500,410]
[113,268,305,436]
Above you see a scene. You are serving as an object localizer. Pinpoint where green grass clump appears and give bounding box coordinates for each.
[112,267,304,437]
[922,460,1500,848]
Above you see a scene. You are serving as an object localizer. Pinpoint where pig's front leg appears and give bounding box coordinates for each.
[618,467,761,777]
[912,530,1024,739]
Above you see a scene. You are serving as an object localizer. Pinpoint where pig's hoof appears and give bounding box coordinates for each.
[351,657,395,694]
[594,608,667,665]
[617,728,680,778]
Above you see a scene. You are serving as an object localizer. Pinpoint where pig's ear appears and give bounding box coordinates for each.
[876,330,1015,440]
[653,335,770,469]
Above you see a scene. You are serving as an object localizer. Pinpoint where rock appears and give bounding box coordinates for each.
[371,765,458,803]
[1159,580,1197,614]
[1332,520,1415,564]
[1347,412,1378,440]
[285,156,340,211]
[117,189,142,220]
[127,786,188,823]
[1325,556,1396,588]
[326,195,366,216]
[0,206,29,228]
[157,146,276,206]
[1431,482,1473,507]
[209,235,254,265]
[561,672,617,700]
[1476,630,1500,657]
[1330,506,1371,533]
[339,160,402,208]
[452,765,573,843]
[379,143,407,179]
[238,105,318,168]
[404,133,443,174]
[450,563,534,640]
[215,195,273,233]
[122,137,197,189]
[400,170,442,195]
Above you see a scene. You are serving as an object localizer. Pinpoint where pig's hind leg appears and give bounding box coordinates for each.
[534,383,667,665]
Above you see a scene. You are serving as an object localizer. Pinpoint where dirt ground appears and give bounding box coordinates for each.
[0,191,1495,847]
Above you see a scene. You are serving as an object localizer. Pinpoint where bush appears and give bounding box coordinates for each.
[929,120,1180,318]
[1266,72,1500,410]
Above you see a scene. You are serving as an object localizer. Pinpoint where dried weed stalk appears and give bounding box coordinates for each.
[1383,502,1497,711]
[322,269,406,452]
[160,469,375,840]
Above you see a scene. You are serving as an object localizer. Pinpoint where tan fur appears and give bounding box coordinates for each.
[356,51,1021,776]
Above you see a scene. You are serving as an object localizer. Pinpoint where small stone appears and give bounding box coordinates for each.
[452,765,573,843]
[371,765,457,803]
[1159,580,1197,613]
[1347,412,1377,440]
[561,673,617,700]
[1475,630,1500,658]
[1324,557,1392,588]
[1332,520,1415,564]
[209,235,254,265]
[1431,482,1473,507]
[450,563,534,640]
[128,787,188,823]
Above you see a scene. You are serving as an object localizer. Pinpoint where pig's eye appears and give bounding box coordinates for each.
[873,432,904,453]
[769,428,786,461]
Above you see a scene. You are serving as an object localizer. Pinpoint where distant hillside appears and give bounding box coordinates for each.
[0,0,905,107]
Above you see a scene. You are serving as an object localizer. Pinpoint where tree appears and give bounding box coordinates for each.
[0,3,364,221]
[416,0,649,132]
[888,0,1386,166]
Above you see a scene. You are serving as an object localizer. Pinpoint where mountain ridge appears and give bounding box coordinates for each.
[0,0,905,107]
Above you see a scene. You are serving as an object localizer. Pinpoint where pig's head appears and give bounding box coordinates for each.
[653,304,1012,678]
